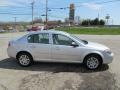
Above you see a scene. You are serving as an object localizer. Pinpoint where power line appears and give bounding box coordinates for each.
[42,0,120,22]
[0,0,119,11]
[0,13,33,15]
[0,10,32,14]
[74,0,97,4]
[0,6,31,9]
[96,0,120,4]
[75,0,120,8]
[49,15,65,19]
[48,0,120,10]
[0,0,120,22]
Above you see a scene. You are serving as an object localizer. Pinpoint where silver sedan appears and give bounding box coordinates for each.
[7,30,113,70]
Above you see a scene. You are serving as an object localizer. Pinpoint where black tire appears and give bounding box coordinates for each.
[84,54,102,70]
[17,52,33,67]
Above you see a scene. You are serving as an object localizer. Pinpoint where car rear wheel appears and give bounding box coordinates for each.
[84,54,102,70]
[17,53,33,67]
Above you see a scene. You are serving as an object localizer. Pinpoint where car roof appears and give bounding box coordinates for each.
[27,29,70,35]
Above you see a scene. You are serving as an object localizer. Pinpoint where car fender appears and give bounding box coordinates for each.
[81,50,104,63]
[16,49,33,59]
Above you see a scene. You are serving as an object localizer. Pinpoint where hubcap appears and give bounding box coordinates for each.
[87,57,99,69]
[19,55,30,66]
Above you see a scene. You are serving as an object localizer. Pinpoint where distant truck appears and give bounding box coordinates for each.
[27,25,54,31]
[27,26,45,31]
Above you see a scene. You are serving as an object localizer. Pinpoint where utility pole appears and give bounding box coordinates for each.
[98,13,100,25]
[13,17,17,30]
[46,0,48,25]
[98,13,99,20]
[112,19,113,25]
[31,0,35,27]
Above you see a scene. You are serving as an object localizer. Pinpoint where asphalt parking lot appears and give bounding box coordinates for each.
[0,32,120,90]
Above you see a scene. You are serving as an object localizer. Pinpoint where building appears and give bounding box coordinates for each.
[64,18,69,23]
[74,16,80,25]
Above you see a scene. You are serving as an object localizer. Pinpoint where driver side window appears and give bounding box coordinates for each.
[53,34,74,46]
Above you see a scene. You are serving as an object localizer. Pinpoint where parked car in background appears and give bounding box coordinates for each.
[0,29,5,33]
[9,29,17,33]
[7,30,113,70]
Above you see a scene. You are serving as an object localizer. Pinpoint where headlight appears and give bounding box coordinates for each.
[104,49,112,54]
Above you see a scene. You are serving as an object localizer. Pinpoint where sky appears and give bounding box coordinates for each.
[0,0,120,25]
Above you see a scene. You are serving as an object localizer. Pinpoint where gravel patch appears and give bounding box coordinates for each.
[19,72,83,90]
[0,84,8,90]
[79,71,119,90]
[19,70,119,90]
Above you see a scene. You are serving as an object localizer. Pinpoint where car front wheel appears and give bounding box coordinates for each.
[17,53,33,67]
[84,54,102,70]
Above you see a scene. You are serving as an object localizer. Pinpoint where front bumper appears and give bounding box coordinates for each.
[103,52,114,64]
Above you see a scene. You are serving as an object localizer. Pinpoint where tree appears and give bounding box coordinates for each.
[93,18,99,25]
[99,19,105,25]
[81,18,105,26]
[81,20,89,26]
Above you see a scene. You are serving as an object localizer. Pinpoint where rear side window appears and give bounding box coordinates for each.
[28,33,49,44]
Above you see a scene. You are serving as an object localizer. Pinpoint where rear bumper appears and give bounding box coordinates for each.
[7,47,17,58]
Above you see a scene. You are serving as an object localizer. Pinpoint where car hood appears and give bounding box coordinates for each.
[85,41,109,51]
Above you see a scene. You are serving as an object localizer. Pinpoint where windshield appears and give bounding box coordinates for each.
[71,35,88,45]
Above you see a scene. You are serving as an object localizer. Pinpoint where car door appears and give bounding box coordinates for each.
[27,33,51,61]
[51,34,81,62]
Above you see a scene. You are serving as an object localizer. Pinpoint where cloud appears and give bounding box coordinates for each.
[0,0,17,6]
[14,0,35,4]
[0,0,34,7]
[82,3,103,10]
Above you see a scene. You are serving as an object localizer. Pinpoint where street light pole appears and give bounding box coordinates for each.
[31,1,35,27]
[46,0,48,25]
[98,13,100,25]
[13,17,17,30]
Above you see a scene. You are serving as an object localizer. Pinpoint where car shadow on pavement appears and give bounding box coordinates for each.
[0,58,109,73]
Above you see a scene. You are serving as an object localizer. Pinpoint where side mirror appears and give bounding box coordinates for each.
[71,42,79,47]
